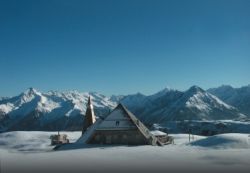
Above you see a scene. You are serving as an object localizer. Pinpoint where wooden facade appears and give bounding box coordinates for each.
[50,133,69,145]
[88,130,148,145]
[85,104,160,145]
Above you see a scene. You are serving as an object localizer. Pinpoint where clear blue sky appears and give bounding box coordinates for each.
[0,0,249,96]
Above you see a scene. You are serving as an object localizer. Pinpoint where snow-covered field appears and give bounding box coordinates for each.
[0,131,250,173]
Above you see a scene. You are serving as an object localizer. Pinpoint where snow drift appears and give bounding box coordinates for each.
[190,133,250,149]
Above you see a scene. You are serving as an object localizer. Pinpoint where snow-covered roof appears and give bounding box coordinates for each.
[150,130,167,136]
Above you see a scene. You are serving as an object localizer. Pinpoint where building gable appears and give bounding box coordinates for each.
[79,103,161,145]
[97,104,136,130]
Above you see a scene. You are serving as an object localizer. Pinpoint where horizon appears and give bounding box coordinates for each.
[1,83,249,98]
[0,0,249,97]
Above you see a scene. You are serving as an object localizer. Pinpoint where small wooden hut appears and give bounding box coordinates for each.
[50,132,69,145]
[150,130,174,144]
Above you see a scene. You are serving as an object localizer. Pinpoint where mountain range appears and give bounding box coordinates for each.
[0,85,249,132]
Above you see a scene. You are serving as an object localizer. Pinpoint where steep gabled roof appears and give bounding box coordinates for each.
[88,103,160,145]
[96,103,136,130]
[118,104,159,145]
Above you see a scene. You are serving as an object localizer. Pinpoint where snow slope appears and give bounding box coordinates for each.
[190,133,250,149]
[122,86,244,124]
[208,85,250,117]
[0,131,250,173]
[0,88,117,131]
[0,131,81,152]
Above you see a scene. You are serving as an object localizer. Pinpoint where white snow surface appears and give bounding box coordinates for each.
[0,131,81,152]
[186,92,211,111]
[0,131,250,173]
[190,133,250,149]
[186,92,233,111]
[0,103,14,114]
[150,130,167,136]
[209,94,234,109]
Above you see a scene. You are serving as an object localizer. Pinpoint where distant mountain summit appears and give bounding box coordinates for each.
[0,88,117,131]
[121,86,244,124]
[0,85,248,132]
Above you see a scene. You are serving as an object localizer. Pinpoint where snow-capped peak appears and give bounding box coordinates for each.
[187,85,205,93]
[0,88,117,121]
[23,88,40,96]
[18,88,42,104]
[185,86,234,111]
[185,92,211,112]
[1,85,249,131]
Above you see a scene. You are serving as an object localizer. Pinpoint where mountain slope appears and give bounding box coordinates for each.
[121,86,245,124]
[0,88,117,131]
[208,85,250,117]
[164,86,243,121]
[0,86,247,132]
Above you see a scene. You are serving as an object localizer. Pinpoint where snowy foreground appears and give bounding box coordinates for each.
[0,132,250,173]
